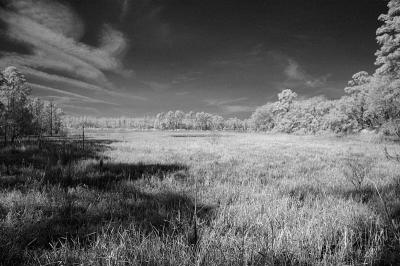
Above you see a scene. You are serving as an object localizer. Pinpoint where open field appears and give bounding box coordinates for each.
[1,131,400,265]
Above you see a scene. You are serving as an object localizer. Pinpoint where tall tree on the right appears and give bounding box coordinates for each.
[369,0,400,126]
[375,0,400,78]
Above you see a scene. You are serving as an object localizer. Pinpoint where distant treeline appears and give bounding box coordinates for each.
[64,116,157,130]
[63,112,249,131]
[0,66,64,144]
[154,111,248,131]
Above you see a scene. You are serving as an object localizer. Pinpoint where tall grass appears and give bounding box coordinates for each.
[0,132,399,265]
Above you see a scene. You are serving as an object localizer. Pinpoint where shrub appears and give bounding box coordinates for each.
[342,156,374,191]
[380,119,400,139]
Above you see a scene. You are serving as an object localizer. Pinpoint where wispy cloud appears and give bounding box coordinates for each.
[132,3,173,48]
[305,75,331,88]
[283,58,331,89]
[221,105,255,114]
[61,104,102,116]
[100,24,129,59]
[142,81,171,93]
[28,83,116,105]
[205,97,248,106]
[119,0,130,21]
[0,0,139,108]
[205,97,254,114]
[284,59,306,80]
[141,71,202,94]
[0,8,125,72]
[176,91,190,96]
[12,65,110,93]
[172,71,202,84]
[209,43,268,68]
[9,0,85,40]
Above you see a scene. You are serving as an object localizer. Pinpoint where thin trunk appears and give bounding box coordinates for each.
[4,98,9,146]
[82,124,85,153]
[50,102,53,136]
[11,124,15,144]
[360,103,365,129]
[4,123,7,147]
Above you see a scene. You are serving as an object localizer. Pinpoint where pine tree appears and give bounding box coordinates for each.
[369,0,400,125]
[375,0,400,78]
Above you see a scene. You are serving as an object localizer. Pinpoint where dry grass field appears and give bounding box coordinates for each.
[1,131,400,265]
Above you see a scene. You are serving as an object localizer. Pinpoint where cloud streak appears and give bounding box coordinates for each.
[284,59,306,80]
[9,0,85,40]
[27,83,116,105]
[221,105,255,114]
[205,97,254,114]
[0,0,139,108]
[205,97,248,106]
[283,59,331,89]
[119,0,130,21]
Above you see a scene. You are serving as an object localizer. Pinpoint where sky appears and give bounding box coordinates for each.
[0,0,388,118]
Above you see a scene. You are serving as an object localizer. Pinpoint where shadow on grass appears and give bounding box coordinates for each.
[0,187,215,265]
[0,137,115,189]
[0,138,216,265]
[68,162,188,190]
[0,137,114,169]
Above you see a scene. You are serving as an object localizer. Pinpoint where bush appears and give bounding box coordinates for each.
[342,156,374,191]
[380,119,400,139]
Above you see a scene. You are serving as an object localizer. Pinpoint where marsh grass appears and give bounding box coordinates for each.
[0,132,400,265]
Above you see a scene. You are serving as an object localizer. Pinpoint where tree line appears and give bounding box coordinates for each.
[0,66,64,145]
[154,111,248,131]
[64,112,249,131]
[63,116,156,130]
